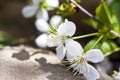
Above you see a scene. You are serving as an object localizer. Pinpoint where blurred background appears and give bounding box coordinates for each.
[0,0,120,73]
[0,0,100,47]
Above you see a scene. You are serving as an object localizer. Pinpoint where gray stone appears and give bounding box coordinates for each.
[0,45,113,80]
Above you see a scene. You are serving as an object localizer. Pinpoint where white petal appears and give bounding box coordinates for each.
[22,5,38,18]
[70,63,77,69]
[32,0,42,5]
[46,35,61,47]
[36,9,49,21]
[58,20,76,36]
[66,53,75,62]
[50,15,62,26]
[78,62,88,74]
[71,62,88,74]
[35,19,49,32]
[84,49,104,63]
[65,39,83,57]
[56,45,66,60]
[46,0,59,8]
[114,74,120,80]
[35,33,48,48]
[84,64,100,80]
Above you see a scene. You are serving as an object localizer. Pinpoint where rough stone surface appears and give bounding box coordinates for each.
[0,45,113,80]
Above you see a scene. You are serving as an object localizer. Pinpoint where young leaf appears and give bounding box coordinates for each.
[84,38,119,56]
[83,19,98,29]
[84,38,101,52]
[96,0,112,25]
[110,0,120,33]
[101,40,118,56]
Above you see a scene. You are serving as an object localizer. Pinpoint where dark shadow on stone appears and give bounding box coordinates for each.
[35,58,86,80]
[12,49,30,61]
[30,50,50,56]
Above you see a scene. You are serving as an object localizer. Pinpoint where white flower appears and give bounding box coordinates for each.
[36,9,49,21]
[35,33,48,48]
[47,19,76,60]
[35,15,62,32]
[22,5,38,18]
[35,19,50,32]
[66,40,104,80]
[113,72,120,80]
[46,0,59,10]
[113,68,120,80]
[22,0,59,20]
[35,15,62,48]
[50,15,62,26]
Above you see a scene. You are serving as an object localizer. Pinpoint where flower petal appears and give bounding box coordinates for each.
[50,15,62,26]
[36,9,49,21]
[66,53,75,62]
[65,39,83,58]
[84,49,104,63]
[35,19,49,32]
[35,33,48,48]
[78,62,88,74]
[58,19,76,36]
[84,64,100,80]
[114,73,120,80]
[22,5,37,18]
[46,0,59,8]
[47,35,61,47]
[56,45,66,60]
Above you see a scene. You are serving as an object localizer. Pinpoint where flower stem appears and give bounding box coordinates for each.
[72,32,99,40]
[105,48,120,57]
[70,0,102,25]
[90,35,104,49]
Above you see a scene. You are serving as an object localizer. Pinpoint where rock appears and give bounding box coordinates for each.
[0,45,113,80]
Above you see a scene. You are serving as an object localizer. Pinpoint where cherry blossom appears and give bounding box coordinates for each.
[66,39,104,80]
[22,0,59,20]
[47,19,76,60]
[113,68,120,80]
[35,15,62,48]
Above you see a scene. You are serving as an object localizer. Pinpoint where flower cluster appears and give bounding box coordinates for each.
[22,0,61,48]
[22,0,120,80]
[22,0,105,80]
[47,19,104,80]
[35,15,62,48]
[22,0,59,20]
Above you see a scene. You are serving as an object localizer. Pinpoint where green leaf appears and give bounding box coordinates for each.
[110,0,120,33]
[84,38,101,52]
[84,38,119,56]
[101,40,118,56]
[96,0,112,25]
[83,19,98,29]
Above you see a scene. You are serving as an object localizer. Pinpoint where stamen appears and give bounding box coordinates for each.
[67,67,72,71]
[73,71,78,76]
